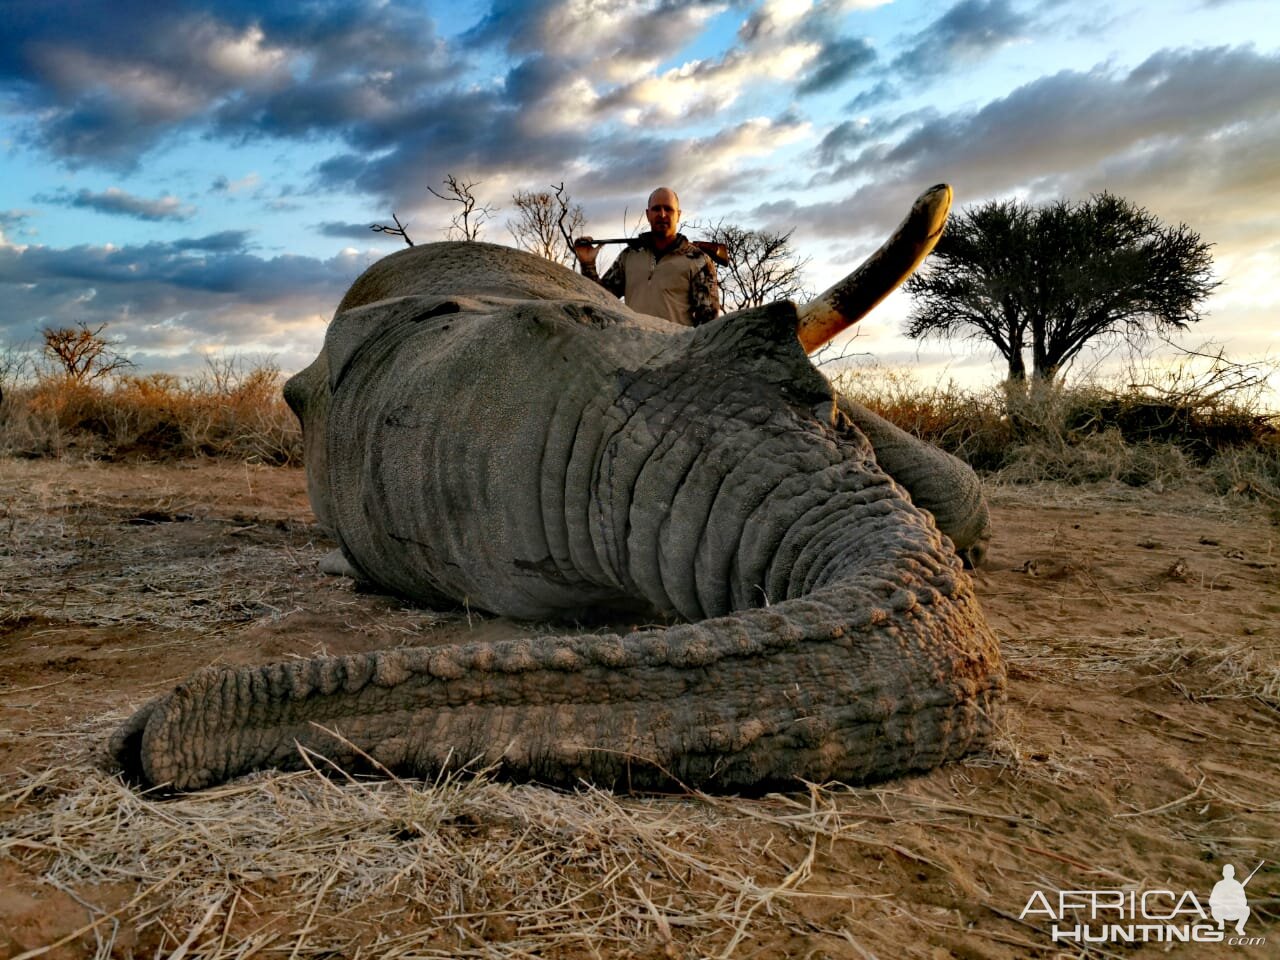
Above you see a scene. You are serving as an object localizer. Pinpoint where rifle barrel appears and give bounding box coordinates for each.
[575,237,731,267]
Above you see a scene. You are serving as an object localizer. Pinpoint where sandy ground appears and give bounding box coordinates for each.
[0,458,1276,959]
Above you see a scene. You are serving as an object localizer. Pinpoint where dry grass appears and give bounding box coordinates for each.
[0,751,1010,960]
[5,715,1273,959]
[4,348,1278,503]
[0,746,1145,960]
[3,461,1278,958]
[833,363,1280,501]
[0,358,301,464]
[1004,633,1280,709]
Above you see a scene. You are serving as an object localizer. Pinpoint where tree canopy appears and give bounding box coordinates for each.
[41,322,134,383]
[904,193,1219,381]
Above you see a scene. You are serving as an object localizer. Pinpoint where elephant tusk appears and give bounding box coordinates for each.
[796,183,952,354]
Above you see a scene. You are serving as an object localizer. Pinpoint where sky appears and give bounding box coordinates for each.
[1,0,1278,404]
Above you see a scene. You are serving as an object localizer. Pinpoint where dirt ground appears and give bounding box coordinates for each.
[1,458,1276,959]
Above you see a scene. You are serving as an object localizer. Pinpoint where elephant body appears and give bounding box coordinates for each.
[112,239,1004,792]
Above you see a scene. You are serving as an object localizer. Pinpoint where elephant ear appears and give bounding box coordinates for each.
[686,301,836,411]
[326,295,483,393]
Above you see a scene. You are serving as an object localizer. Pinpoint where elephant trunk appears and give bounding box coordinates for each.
[111,541,999,792]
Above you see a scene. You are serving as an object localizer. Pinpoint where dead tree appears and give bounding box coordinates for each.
[700,221,812,311]
[508,182,585,265]
[428,175,497,241]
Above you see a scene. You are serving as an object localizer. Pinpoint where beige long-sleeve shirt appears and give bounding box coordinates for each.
[583,233,720,327]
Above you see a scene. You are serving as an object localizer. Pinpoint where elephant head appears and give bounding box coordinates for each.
[112,186,1003,792]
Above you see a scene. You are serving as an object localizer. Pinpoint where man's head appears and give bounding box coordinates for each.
[1224,865,1236,879]
[646,187,680,244]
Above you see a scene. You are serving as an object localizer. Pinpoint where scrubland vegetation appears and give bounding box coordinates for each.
[0,353,302,465]
[2,336,1278,507]
[833,356,1280,505]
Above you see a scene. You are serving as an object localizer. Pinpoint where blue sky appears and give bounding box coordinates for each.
[2,0,1278,401]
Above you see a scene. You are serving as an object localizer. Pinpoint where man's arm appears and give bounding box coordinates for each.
[689,257,720,326]
[596,253,627,298]
[574,239,626,298]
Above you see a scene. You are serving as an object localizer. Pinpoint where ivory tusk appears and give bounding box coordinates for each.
[796,183,952,354]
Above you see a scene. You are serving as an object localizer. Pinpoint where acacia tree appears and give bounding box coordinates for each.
[507,182,585,265]
[41,322,134,383]
[699,221,811,310]
[428,174,497,241]
[904,193,1218,382]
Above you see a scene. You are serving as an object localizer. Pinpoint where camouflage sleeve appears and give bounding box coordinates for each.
[689,257,720,326]
[592,252,626,298]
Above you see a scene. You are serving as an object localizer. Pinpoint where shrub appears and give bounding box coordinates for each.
[831,361,1280,496]
[0,357,302,464]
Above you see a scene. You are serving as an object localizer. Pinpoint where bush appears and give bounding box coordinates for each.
[832,366,1013,471]
[0,357,302,464]
[831,362,1280,497]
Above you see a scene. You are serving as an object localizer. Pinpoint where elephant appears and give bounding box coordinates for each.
[111,185,1004,792]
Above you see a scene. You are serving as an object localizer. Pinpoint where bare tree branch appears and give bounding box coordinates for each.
[694,220,812,311]
[508,183,585,265]
[428,175,497,241]
[371,213,415,247]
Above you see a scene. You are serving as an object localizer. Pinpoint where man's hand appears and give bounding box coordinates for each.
[572,237,599,267]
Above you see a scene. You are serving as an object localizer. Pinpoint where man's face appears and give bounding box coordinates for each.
[646,189,680,241]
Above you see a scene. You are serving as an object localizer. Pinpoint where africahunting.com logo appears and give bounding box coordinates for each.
[1020,860,1267,947]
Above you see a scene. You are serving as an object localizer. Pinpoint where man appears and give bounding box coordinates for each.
[573,187,720,326]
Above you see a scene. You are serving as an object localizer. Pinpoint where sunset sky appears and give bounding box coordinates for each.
[2,0,1277,402]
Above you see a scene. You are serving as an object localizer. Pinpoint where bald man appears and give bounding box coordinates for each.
[573,187,720,327]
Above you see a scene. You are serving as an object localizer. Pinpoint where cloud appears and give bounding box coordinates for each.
[598,42,820,125]
[737,0,883,96]
[782,42,1280,336]
[466,0,728,79]
[209,172,261,195]
[0,1,885,219]
[589,0,890,122]
[0,210,36,245]
[0,234,374,370]
[316,220,403,242]
[1,0,454,168]
[37,187,195,221]
[169,230,253,252]
[582,114,811,199]
[891,0,1032,79]
[844,78,898,112]
[870,45,1280,197]
[813,113,922,165]
[797,36,877,94]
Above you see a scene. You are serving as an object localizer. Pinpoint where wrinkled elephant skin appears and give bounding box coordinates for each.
[112,239,1004,793]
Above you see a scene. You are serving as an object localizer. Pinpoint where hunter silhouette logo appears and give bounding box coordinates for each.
[1020,859,1268,946]
[1210,861,1262,936]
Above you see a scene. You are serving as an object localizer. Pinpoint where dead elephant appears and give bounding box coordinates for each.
[112,185,1004,792]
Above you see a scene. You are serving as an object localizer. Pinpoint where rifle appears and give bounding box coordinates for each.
[574,236,730,267]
